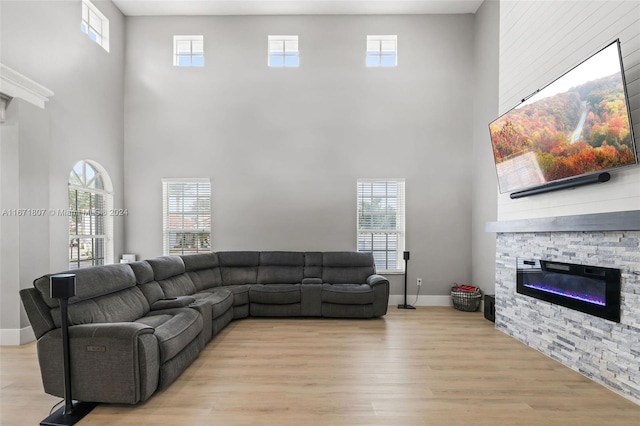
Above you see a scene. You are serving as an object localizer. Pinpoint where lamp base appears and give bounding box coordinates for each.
[397,304,416,310]
[40,401,98,426]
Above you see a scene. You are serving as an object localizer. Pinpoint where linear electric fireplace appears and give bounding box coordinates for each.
[517,258,621,322]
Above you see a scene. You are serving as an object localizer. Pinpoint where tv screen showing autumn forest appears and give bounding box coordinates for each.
[489,41,637,194]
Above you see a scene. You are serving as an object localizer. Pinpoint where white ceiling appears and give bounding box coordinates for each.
[111,0,484,17]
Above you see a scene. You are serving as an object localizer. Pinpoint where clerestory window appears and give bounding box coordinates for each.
[81,0,110,52]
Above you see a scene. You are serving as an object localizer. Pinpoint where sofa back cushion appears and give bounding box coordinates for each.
[147,256,198,297]
[129,261,165,304]
[257,251,304,284]
[181,253,223,291]
[129,261,154,284]
[304,252,323,279]
[52,287,150,327]
[32,264,150,327]
[218,251,259,285]
[321,252,375,284]
[181,252,219,270]
[146,256,186,280]
[34,263,139,308]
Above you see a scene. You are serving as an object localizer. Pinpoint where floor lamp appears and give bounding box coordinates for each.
[41,274,97,426]
[398,251,415,309]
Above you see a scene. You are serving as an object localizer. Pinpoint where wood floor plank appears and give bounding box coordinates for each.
[2,307,640,425]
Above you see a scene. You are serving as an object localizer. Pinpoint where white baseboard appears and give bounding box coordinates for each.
[0,326,35,345]
[389,295,453,307]
[389,296,487,313]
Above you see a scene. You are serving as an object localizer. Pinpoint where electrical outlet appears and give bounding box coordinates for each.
[417,278,422,286]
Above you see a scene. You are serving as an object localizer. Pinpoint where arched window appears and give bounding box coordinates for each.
[68,160,114,269]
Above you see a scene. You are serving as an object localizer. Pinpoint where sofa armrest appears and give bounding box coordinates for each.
[188,300,212,346]
[20,287,56,339]
[150,295,196,310]
[367,275,390,317]
[37,322,159,404]
[367,274,389,287]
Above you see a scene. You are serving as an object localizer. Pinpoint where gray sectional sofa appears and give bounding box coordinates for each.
[19,251,389,404]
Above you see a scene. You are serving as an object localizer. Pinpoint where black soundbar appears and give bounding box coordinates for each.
[510,172,610,199]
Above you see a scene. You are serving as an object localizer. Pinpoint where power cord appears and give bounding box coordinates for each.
[49,399,64,415]
[412,281,422,306]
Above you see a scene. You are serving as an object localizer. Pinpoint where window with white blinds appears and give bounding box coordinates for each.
[268,35,299,67]
[366,35,397,67]
[162,179,211,256]
[357,179,406,273]
[81,0,109,52]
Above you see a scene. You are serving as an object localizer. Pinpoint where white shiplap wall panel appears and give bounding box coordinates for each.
[500,1,607,108]
[497,0,640,220]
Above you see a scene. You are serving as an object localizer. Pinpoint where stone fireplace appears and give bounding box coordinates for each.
[487,211,640,405]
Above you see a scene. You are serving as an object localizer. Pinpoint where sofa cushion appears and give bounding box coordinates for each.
[321,284,374,305]
[50,286,150,327]
[130,261,165,305]
[34,263,138,308]
[187,269,223,291]
[304,252,323,279]
[250,284,301,304]
[257,251,304,284]
[221,284,250,306]
[181,253,223,290]
[321,252,375,284]
[181,253,219,271]
[147,256,186,281]
[138,281,165,306]
[260,251,304,266]
[137,307,202,363]
[218,251,260,267]
[218,251,259,285]
[129,261,155,284]
[200,288,233,319]
[156,274,198,298]
[258,266,303,284]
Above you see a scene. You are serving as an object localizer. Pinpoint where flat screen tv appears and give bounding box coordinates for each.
[488,39,638,197]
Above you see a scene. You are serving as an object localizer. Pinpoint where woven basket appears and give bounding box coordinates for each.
[451,286,482,312]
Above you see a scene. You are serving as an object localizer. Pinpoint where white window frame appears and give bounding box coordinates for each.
[81,0,109,52]
[162,178,212,256]
[366,35,397,67]
[357,179,406,273]
[173,35,204,67]
[268,35,299,67]
[68,160,114,269]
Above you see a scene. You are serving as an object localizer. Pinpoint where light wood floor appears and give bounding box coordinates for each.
[2,307,640,425]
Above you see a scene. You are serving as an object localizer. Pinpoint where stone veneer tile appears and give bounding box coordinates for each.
[495,231,640,405]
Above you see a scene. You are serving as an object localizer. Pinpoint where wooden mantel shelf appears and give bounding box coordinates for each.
[485,210,640,233]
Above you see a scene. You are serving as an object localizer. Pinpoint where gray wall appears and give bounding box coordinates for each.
[0,0,125,342]
[124,14,475,298]
[471,0,499,295]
